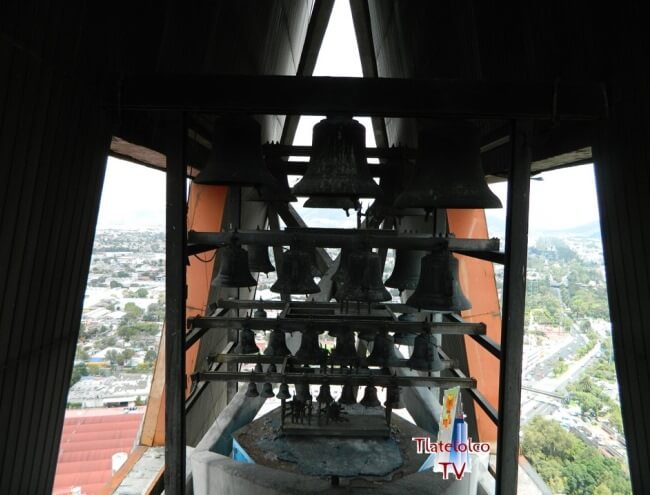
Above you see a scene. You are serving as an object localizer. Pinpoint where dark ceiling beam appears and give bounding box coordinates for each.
[280,0,335,145]
[116,75,607,120]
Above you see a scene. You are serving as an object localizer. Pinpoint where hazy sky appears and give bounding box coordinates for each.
[96,0,601,233]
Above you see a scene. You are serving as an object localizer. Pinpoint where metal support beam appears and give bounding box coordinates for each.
[165,112,187,495]
[496,121,532,494]
[116,75,607,120]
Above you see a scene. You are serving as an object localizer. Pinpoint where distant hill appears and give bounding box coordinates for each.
[536,221,601,238]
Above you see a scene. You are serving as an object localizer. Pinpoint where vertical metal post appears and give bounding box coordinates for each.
[165,112,187,495]
[495,120,532,494]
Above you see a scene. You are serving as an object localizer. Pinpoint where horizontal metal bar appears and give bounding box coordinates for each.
[116,74,607,121]
[188,229,500,251]
[185,307,230,348]
[454,250,505,264]
[189,316,486,335]
[186,341,235,413]
[194,371,477,388]
[216,299,418,313]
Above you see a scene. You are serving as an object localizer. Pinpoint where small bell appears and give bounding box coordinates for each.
[385,385,406,409]
[316,384,334,405]
[195,116,279,187]
[253,305,268,318]
[357,328,377,343]
[276,382,291,400]
[271,248,320,294]
[394,313,417,346]
[294,382,312,402]
[385,249,426,292]
[338,384,357,405]
[245,381,259,398]
[407,244,471,312]
[295,331,325,361]
[254,363,263,373]
[268,363,277,373]
[264,328,291,357]
[236,327,259,354]
[260,382,275,398]
[247,244,275,274]
[212,243,257,288]
[330,328,358,360]
[360,385,381,408]
[407,333,445,371]
[366,332,399,367]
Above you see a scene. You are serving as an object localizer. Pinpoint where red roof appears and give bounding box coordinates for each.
[53,408,144,495]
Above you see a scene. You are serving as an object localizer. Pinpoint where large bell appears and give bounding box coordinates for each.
[212,243,257,288]
[260,382,275,398]
[236,327,260,354]
[264,328,291,357]
[385,385,405,409]
[407,332,445,371]
[271,248,320,294]
[295,331,325,361]
[247,243,275,274]
[295,382,312,402]
[339,384,357,405]
[394,122,502,210]
[245,381,259,398]
[316,384,334,405]
[366,332,399,367]
[407,244,471,312]
[385,249,427,292]
[394,313,417,346]
[194,116,279,187]
[337,251,391,303]
[292,117,382,199]
[330,329,358,360]
[332,248,356,302]
[276,382,291,400]
[360,385,381,408]
[245,156,297,202]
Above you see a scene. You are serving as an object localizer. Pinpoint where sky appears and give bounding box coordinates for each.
[96,0,601,234]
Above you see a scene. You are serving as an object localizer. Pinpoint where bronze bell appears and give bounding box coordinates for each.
[394,122,502,211]
[330,329,358,360]
[292,116,381,200]
[237,327,259,354]
[212,243,257,288]
[407,333,445,371]
[394,313,417,346]
[295,330,325,361]
[317,384,334,405]
[271,248,320,294]
[245,156,297,202]
[253,304,267,318]
[194,116,279,187]
[385,385,405,409]
[407,244,471,312]
[276,382,291,400]
[332,248,356,302]
[357,328,377,342]
[339,384,357,405]
[254,363,263,373]
[338,251,391,303]
[260,382,275,398]
[385,249,427,292]
[295,382,312,402]
[366,332,399,367]
[360,385,381,408]
[245,381,259,398]
[265,328,291,357]
[247,243,275,274]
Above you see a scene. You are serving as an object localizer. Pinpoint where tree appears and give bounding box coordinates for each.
[122,302,144,322]
[144,349,157,363]
[110,280,123,288]
[70,363,89,387]
[121,348,135,366]
[135,288,149,298]
[105,349,120,364]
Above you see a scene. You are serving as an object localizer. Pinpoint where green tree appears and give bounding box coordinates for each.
[135,288,149,298]
[105,349,120,364]
[144,349,157,363]
[70,363,89,387]
[110,280,123,288]
[122,302,144,322]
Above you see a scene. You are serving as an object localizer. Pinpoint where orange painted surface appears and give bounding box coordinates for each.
[447,208,502,442]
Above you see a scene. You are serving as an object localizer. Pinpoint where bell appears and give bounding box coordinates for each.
[260,382,275,398]
[316,384,334,405]
[253,305,267,318]
[304,196,359,212]
[254,363,263,373]
[212,243,257,288]
[292,116,382,199]
[394,313,417,346]
[236,327,259,354]
[366,332,399,367]
[385,385,405,409]
[264,328,291,357]
[385,249,427,292]
[407,244,471,312]
[394,122,502,210]
[268,363,277,373]
[194,116,279,187]
[295,331,324,361]
[276,382,291,400]
[271,248,320,294]
[330,329,358,360]
[338,251,391,303]
[407,333,445,371]
[338,384,357,405]
[247,244,275,274]
[357,328,377,342]
[245,381,259,398]
[360,385,381,408]
[332,248,356,302]
[245,156,297,202]
[295,382,312,402]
